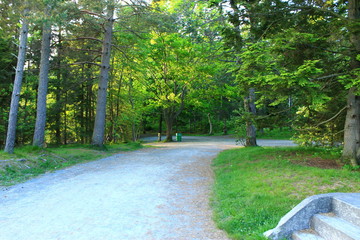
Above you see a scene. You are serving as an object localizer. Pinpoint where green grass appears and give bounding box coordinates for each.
[211,147,360,240]
[0,142,143,186]
[257,128,294,140]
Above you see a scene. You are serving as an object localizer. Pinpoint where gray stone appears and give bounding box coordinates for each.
[292,230,325,240]
[264,193,353,240]
[333,194,360,227]
[311,213,360,240]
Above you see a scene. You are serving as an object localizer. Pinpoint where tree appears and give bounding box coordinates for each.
[91,1,115,146]
[33,4,52,147]
[342,0,360,166]
[4,8,29,153]
[218,0,264,146]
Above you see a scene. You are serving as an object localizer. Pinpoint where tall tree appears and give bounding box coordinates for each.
[342,0,360,166]
[223,0,260,146]
[244,88,257,146]
[33,4,52,147]
[4,8,29,153]
[91,1,115,146]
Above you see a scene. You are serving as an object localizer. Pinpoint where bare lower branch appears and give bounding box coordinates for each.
[69,61,101,67]
[67,47,102,54]
[64,37,103,43]
[311,73,345,81]
[316,106,347,127]
[256,107,292,120]
[80,10,105,19]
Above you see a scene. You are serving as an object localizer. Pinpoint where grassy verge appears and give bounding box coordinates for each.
[0,142,143,186]
[257,128,294,140]
[212,147,360,240]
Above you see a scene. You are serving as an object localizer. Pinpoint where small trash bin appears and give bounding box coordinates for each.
[176,133,182,142]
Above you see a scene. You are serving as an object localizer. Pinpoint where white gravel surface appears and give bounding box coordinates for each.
[0,136,295,240]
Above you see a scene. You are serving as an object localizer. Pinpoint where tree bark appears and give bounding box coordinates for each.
[158,112,163,141]
[244,88,257,146]
[343,89,360,166]
[4,10,29,153]
[342,0,360,166]
[92,3,114,146]
[33,10,51,147]
[207,113,213,135]
[163,108,174,142]
[55,27,63,145]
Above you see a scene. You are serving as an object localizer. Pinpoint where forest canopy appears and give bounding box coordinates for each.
[1,0,360,165]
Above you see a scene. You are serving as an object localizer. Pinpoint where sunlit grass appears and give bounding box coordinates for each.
[257,127,294,140]
[211,147,360,240]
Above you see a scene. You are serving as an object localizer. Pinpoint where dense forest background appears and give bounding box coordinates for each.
[1,0,359,165]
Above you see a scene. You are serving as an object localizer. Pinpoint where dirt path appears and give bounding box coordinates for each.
[0,136,295,240]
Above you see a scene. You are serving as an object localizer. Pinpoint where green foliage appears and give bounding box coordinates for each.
[343,164,360,171]
[257,128,294,140]
[212,147,360,239]
[232,108,255,145]
[0,0,355,153]
[0,32,17,147]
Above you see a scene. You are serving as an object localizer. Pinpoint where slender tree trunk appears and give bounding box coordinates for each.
[33,11,51,147]
[128,78,137,142]
[92,4,114,146]
[158,112,163,141]
[55,85,62,144]
[4,10,29,153]
[342,0,360,166]
[55,28,62,145]
[207,113,213,135]
[86,72,93,143]
[64,92,68,145]
[244,88,257,146]
[223,119,228,135]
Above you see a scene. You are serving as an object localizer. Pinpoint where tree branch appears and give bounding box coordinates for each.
[64,37,103,43]
[316,106,347,127]
[69,61,101,67]
[67,47,102,54]
[311,73,345,81]
[256,107,292,120]
[80,10,105,19]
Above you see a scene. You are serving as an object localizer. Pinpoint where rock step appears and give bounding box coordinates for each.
[311,213,360,240]
[332,195,360,227]
[292,229,325,240]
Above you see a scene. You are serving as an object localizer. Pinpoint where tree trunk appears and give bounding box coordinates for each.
[163,108,174,142]
[33,11,51,147]
[223,119,228,135]
[55,27,63,145]
[343,89,360,166]
[342,0,360,166]
[92,4,114,146]
[4,10,29,153]
[55,85,62,144]
[158,112,163,141]
[63,92,68,145]
[244,88,257,146]
[128,78,137,142]
[207,113,213,135]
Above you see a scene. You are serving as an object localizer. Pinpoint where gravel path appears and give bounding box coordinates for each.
[0,136,295,240]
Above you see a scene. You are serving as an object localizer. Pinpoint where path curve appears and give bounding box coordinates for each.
[0,136,295,240]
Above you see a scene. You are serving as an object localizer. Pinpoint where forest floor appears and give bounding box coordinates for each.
[0,136,295,240]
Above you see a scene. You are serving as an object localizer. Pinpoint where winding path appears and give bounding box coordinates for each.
[0,136,295,240]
